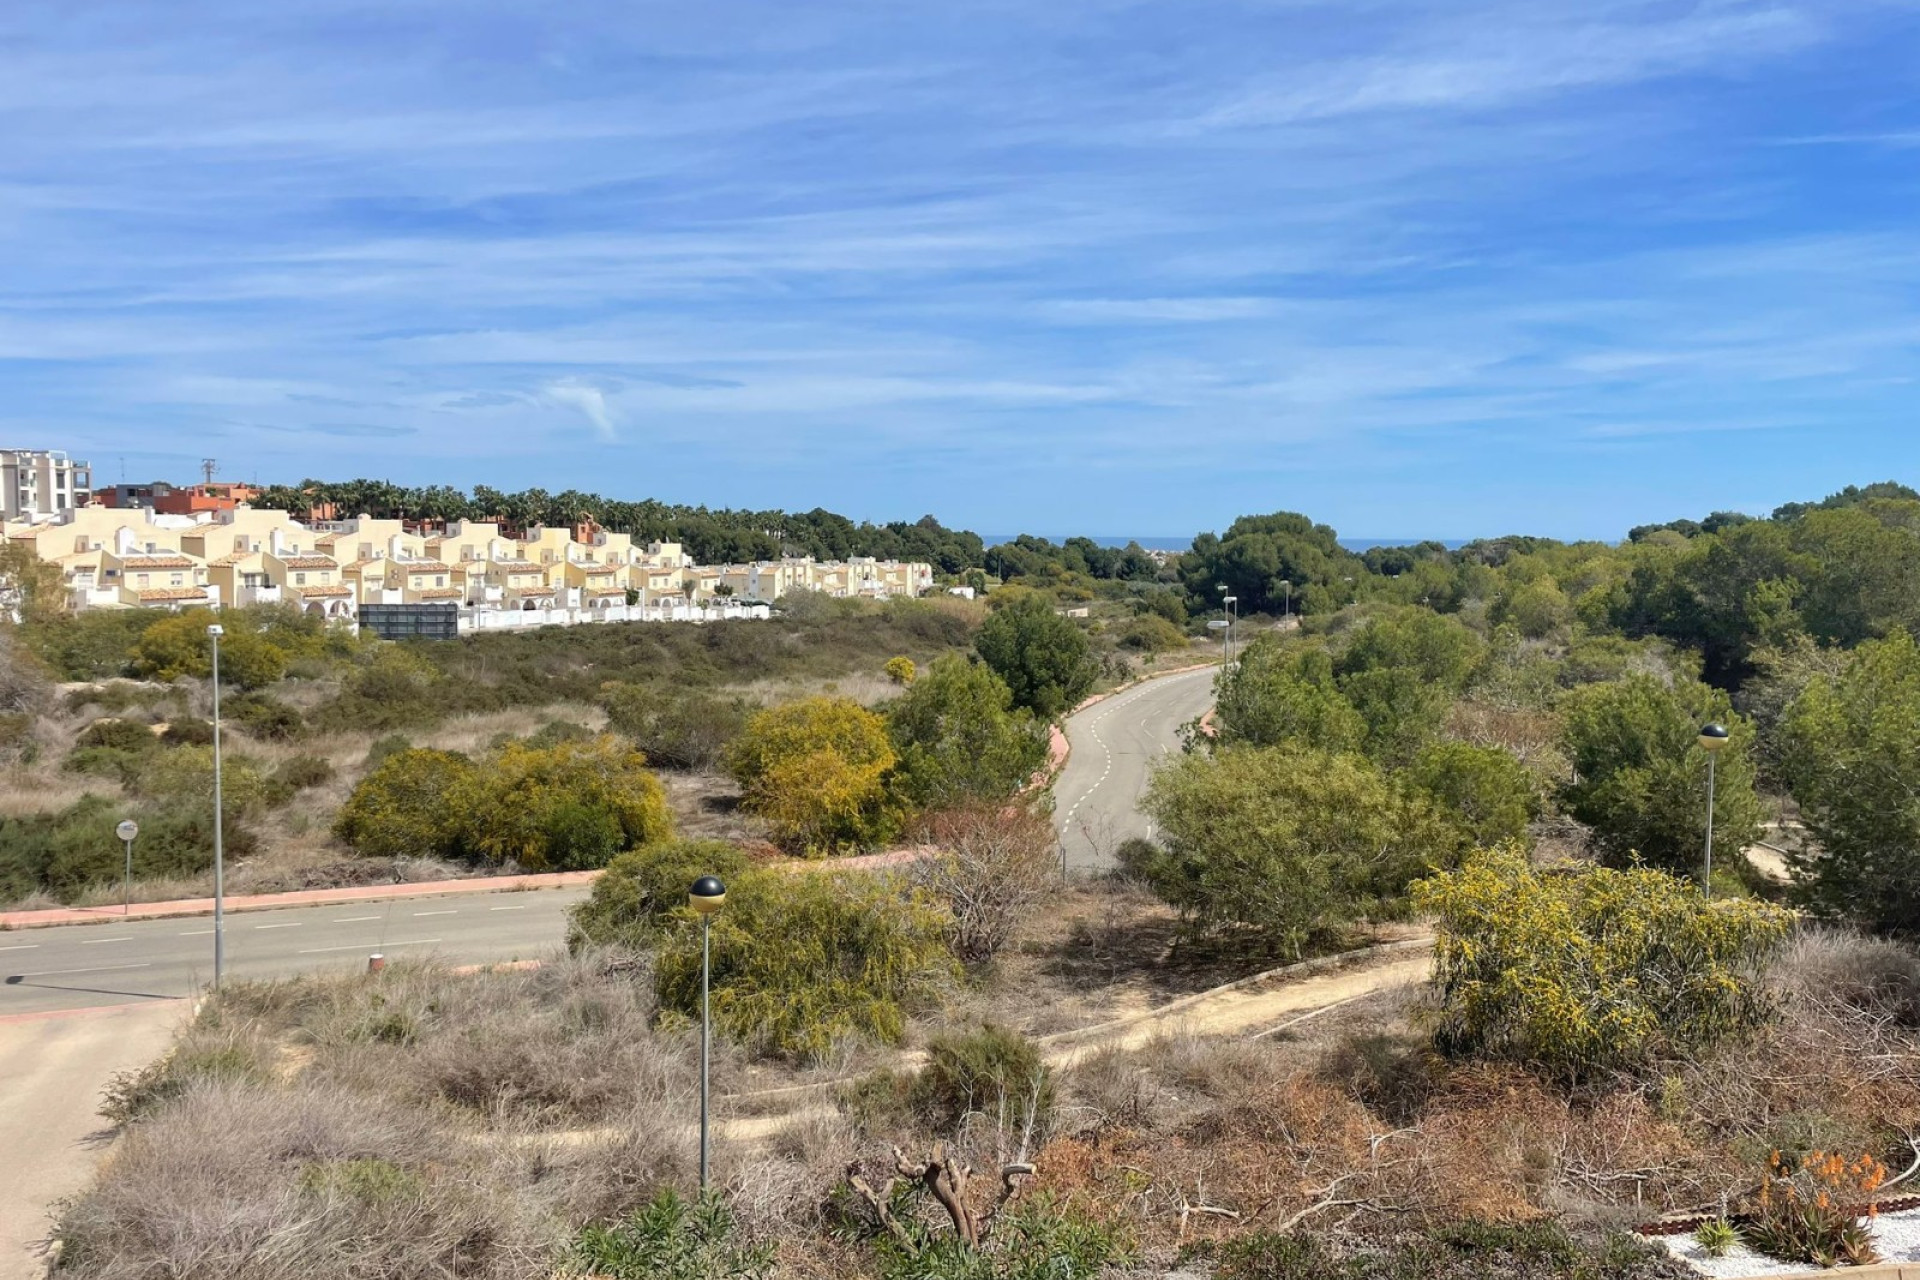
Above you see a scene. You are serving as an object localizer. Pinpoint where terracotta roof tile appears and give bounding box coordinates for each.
[120,555,195,569]
[277,554,338,569]
[417,588,463,599]
[295,584,353,597]
[134,587,209,602]
[395,561,453,574]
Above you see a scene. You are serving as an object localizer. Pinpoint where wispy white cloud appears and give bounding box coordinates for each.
[543,379,621,441]
[3,0,1919,536]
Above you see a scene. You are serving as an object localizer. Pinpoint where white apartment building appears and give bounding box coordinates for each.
[4,499,933,627]
[0,450,91,521]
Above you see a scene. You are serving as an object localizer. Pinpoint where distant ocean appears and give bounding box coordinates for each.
[981,534,1472,552]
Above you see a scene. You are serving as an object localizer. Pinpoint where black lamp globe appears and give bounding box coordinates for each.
[1699,723,1730,753]
[689,876,726,916]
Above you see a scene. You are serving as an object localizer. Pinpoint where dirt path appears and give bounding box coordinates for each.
[718,940,1434,1141]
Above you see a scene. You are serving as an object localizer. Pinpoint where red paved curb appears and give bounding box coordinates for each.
[0,871,599,932]
[0,998,191,1026]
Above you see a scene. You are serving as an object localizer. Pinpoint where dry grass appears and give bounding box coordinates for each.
[61,950,700,1280]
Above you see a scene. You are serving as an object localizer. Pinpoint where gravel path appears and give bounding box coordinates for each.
[1654,1207,1920,1276]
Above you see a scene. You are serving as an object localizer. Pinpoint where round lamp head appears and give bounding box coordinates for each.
[206,624,224,638]
[1699,723,1730,753]
[115,819,139,842]
[688,875,726,916]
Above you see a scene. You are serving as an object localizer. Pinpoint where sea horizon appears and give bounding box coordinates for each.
[980,534,1476,553]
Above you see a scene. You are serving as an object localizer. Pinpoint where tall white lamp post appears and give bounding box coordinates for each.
[207,624,226,986]
[688,874,727,1190]
[1699,723,1729,899]
[116,819,138,916]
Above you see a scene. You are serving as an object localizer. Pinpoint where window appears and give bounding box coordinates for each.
[435,576,445,587]
[170,574,183,586]
[234,536,247,553]
[136,574,149,587]
[295,573,307,586]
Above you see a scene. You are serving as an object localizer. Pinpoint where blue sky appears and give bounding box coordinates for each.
[5,1,1920,541]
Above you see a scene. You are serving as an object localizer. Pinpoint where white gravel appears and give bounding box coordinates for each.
[1652,1207,1920,1276]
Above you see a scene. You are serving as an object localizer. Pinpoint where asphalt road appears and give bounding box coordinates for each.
[0,887,589,1016]
[1055,667,1216,874]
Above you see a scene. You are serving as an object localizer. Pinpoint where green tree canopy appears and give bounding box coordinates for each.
[1406,741,1539,848]
[973,593,1099,719]
[1178,511,1360,617]
[885,655,1050,809]
[652,868,955,1059]
[1212,639,1365,755]
[1558,674,1762,877]
[1132,744,1462,959]
[1779,628,1920,934]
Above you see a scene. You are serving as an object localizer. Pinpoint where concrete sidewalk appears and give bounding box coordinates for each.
[0,846,930,933]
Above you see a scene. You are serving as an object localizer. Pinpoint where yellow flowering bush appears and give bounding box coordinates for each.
[727,697,899,855]
[1411,846,1790,1081]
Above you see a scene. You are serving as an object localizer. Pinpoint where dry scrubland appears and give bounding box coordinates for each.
[53,864,1920,1280]
[0,591,1198,910]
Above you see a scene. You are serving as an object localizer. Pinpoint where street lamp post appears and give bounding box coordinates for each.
[1699,723,1729,899]
[208,624,226,986]
[1223,595,1238,667]
[1279,580,1292,620]
[116,819,138,916]
[688,874,727,1190]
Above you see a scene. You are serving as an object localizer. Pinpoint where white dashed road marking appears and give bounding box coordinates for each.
[298,938,442,955]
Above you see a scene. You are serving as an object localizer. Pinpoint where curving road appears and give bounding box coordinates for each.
[1055,667,1217,874]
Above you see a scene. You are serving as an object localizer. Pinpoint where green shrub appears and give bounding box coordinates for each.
[61,746,147,786]
[914,1024,1053,1135]
[1134,744,1463,959]
[225,692,305,741]
[524,718,593,750]
[1405,741,1539,848]
[870,1197,1124,1280]
[75,718,162,754]
[275,753,336,792]
[568,1190,774,1280]
[333,748,477,860]
[160,716,215,747]
[132,746,279,817]
[974,593,1099,718]
[599,683,752,770]
[26,610,150,681]
[310,647,448,733]
[567,839,752,950]
[1412,846,1792,1082]
[1115,614,1188,653]
[453,735,673,871]
[1214,641,1366,755]
[654,869,955,1059]
[363,733,411,769]
[1558,673,1763,876]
